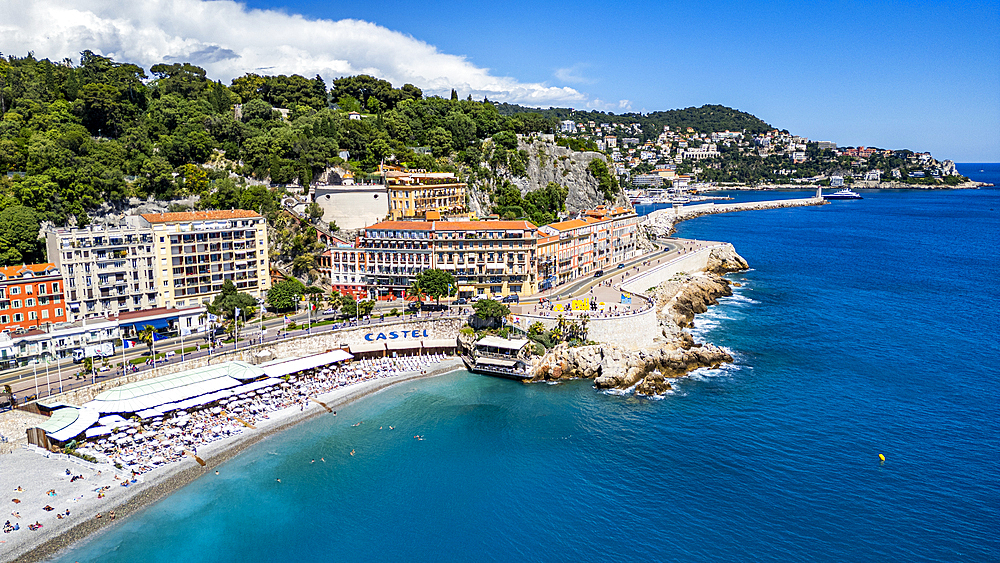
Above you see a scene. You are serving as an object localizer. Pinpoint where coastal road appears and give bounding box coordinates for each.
[1,237,699,406]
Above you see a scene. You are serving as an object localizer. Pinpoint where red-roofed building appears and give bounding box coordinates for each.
[0,263,67,333]
[539,206,639,284]
[358,219,539,299]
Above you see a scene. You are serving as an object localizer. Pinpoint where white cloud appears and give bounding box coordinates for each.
[554,63,595,85]
[618,100,633,110]
[0,0,587,106]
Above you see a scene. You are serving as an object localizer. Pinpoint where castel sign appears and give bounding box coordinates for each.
[364,329,430,341]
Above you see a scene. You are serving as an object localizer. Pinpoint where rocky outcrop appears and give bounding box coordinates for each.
[514,136,614,213]
[526,244,747,396]
[530,341,732,395]
[706,246,750,274]
[652,273,734,329]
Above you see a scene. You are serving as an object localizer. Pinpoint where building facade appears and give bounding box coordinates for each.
[383,167,467,220]
[46,223,158,321]
[0,264,67,333]
[141,210,271,310]
[538,207,640,284]
[431,221,538,299]
[357,220,539,300]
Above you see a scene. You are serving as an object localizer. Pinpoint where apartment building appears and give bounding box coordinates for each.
[383,167,467,220]
[45,223,158,321]
[141,210,271,309]
[0,264,67,333]
[320,247,368,300]
[539,206,640,284]
[358,220,539,300]
[431,221,538,299]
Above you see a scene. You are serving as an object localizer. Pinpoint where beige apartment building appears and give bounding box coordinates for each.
[141,210,271,309]
[382,166,467,220]
[358,220,538,300]
[46,221,159,321]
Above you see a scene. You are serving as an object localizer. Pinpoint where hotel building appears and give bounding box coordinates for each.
[357,220,539,300]
[45,223,158,321]
[0,264,67,333]
[538,206,640,284]
[383,167,467,220]
[141,210,271,309]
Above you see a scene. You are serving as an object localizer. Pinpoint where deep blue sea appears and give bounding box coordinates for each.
[52,165,998,563]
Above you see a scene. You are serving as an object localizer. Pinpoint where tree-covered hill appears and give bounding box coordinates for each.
[494,102,773,137]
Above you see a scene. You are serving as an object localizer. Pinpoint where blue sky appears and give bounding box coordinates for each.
[5,0,999,161]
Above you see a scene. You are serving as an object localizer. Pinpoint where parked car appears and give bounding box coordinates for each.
[593,269,604,278]
[323,308,336,315]
[617,263,625,269]
[501,294,520,304]
[454,298,468,305]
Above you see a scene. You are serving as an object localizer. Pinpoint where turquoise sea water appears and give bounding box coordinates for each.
[51,165,998,562]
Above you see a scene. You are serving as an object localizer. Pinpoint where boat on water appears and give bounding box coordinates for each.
[823,188,863,200]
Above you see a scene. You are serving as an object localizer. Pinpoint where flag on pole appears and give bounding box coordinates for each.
[152,332,167,342]
[234,307,242,319]
[180,327,192,336]
[207,313,219,322]
[123,339,138,349]
[283,314,290,325]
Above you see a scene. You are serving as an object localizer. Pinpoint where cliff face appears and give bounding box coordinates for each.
[469,136,627,216]
[530,250,748,396]
[513,137,611,213]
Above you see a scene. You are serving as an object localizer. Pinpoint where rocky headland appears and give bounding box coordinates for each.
[529,247,748,396]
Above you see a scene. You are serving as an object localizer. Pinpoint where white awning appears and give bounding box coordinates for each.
[486,264,506,270]
[348,342,386,354]
[386,339,421,350]
[421,339,456,348]
[48,407,100,442]
[474,336,529,350]
[476,357,519,368]
[261,350,353,378]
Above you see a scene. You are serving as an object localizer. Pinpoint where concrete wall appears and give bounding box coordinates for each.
[514,306,660,350]
[619,244,726,294]
[314,186,389,230]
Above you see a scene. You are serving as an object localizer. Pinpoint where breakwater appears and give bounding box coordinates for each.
[643,196,826,236]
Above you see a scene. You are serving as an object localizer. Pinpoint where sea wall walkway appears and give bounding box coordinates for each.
[645,196,825,234]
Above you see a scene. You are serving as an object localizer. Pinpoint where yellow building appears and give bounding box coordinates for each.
[140,210,271,309]
[382,166,467,220]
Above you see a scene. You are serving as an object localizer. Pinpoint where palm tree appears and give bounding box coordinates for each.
[137,324,157,355]
[406,279,426,309]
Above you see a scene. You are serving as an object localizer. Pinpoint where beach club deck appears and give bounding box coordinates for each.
[463,336,531,380]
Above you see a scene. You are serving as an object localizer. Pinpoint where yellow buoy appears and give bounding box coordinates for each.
[879,454,885,462]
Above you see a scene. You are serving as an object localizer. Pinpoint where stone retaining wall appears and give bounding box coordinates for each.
[514,306,660,350]
[15,317,464,409]
[619,245,727,294]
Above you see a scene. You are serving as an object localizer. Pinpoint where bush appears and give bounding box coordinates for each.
[390,308,399,317]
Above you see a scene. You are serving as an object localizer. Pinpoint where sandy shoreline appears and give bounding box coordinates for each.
[1,358,464,563]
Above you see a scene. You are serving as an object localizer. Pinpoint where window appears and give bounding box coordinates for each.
[55,308,63,317]
[25,298,35,307]
[28,311,36,320]
[52,281,59,292]
[25,285,32,294]
[12,300,20,308]
[41,309,49,319]
[13,313,22,322]
[0,316,6,323]
[10,287,19,295]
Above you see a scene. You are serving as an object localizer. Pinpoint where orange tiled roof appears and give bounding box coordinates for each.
[434,220,537,231]
[545,219,588,231]
[365,221,434,231]
[141,210,261,223]
[0,263,59,279]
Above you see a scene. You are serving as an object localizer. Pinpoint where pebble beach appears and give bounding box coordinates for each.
[1,357,463,563]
